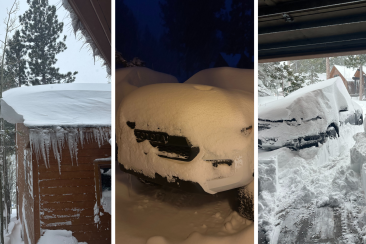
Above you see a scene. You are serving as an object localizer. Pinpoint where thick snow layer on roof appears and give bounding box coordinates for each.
[115,67,178,112]
[0,83,111,127]
[333,65,356,81]
[259,77,354,122]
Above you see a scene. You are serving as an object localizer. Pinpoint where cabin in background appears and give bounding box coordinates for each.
[330,65,366,96]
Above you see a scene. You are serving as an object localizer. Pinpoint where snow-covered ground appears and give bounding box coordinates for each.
[4,209,86,244]
[258,99,366,243]
[116,169,253,244]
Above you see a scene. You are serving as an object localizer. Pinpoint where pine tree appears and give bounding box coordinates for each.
[224,0,254,68]
[5,30,27,88]
[345,55,366,101]
[19,0,77,85]
[160,0,225,76]
[269,63,305,96]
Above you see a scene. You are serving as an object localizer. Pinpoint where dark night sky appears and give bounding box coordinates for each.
[124,0,164,39]
[124,0,233,40]
[116,0,253,82]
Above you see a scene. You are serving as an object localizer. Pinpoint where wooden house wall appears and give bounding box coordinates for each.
[17,123,111,244]
[16,123,38,244]
[37,129,111,244]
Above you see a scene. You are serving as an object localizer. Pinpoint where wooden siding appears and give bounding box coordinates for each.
[17,123,111,244]
[16,123,37,244]
[37,132,111,244]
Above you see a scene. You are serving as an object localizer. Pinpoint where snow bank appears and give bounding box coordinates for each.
[115,67,178,112]
[117,79,253,193]
[1,83,111,127]
[259,121,364,243]
[37,230,87,244]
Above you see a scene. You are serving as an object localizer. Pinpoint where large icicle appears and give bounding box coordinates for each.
[30,127,111,174]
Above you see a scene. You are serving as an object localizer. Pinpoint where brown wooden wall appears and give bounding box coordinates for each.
[16,123,37,244]
[17,124,111,244]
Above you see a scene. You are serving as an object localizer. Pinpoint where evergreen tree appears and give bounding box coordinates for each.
[160,0,225,76]
[345,55,366,100]
[269,63,305,96]
[5,30,27,88]
[290,58,325,84]
[19,0,77,85]
[224,0,254,68]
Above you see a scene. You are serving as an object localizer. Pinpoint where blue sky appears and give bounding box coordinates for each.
[0,0,109,84]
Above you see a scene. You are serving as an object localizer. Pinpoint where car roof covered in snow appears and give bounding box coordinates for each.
[115,67,178,112]
[185,67,254,93]
[259,77,358,122]
[0,83,111,127]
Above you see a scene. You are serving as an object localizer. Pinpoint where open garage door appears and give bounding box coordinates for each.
[259,0,366,62]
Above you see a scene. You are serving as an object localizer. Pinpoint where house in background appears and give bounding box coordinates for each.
[0,83,111,244]
[329,65,366,96]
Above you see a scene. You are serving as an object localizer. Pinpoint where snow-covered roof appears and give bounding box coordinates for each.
[333,65,357,81]
[1,83,111,127]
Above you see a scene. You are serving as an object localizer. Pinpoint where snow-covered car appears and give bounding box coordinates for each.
[116,67,254,196]
[259,77,363,151]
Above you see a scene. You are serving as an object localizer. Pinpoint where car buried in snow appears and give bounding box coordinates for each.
[116,67,254,199]
[258,77,363,151]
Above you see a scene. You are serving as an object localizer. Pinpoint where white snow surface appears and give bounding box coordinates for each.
[0,83,111,127]
[115,67,178,113]
[333,65,357,81]
[116,170,253,244]
[184,67,254,94]
[259,77,362,146]
[259,77,354,121]
[37,230,87,244]
[101,190,111,215]
[258,101,366,243]
[117,68,254,194]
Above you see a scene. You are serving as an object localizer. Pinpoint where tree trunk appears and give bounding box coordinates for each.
[360,65,364,101]
[326,57,330,79]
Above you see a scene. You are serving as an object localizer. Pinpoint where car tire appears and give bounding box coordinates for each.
[237,180,254,221]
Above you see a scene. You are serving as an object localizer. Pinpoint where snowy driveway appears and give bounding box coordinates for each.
[115,168,253,244]
[259,99,366,243]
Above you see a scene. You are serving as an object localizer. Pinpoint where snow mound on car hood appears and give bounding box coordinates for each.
[117,68,254,193]
[115,67,178,112]
[259,77,354,122]
[185,67,253,93]
[0,83,110,127]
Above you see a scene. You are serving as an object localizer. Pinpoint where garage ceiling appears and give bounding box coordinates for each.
[259,0,366,62]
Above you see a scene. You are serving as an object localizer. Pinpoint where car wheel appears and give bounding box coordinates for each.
[237,180,254,221]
